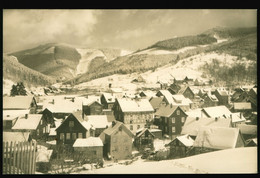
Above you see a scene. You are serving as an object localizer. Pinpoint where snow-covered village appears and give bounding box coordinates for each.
[2,9,258,174]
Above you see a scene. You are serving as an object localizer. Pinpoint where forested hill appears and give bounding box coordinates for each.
[3,53,56,87]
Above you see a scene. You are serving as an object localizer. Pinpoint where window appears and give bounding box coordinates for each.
[93,150,97,155]
[137,125,140,129]
[172,118,175,123]
[37,129,39,135]
[43,127,45,134]
[165,126,167,132]
[172,127,176,133]
[78,133,83,138]
[181,117,185,123]
[66,133,70,140]
[60,133,64,140]
[130,120,133,124]
[130,125,133,131]
[72,133,77,140]
[69,121,74,127]
[176,110,180,115]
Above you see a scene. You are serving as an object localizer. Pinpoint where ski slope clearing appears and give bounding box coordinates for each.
[77,147,257,174]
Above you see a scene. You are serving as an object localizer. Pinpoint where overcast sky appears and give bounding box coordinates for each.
[3,9,257,53]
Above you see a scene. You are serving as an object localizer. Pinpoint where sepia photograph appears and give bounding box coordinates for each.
[2,9,257,174]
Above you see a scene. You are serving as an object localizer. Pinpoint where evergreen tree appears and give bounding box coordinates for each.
[10,82,27,96]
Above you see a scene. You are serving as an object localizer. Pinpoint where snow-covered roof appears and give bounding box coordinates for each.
[181,117,231,136]
[202,105,232,118]
[49,128,57,136]
[157,90,174,104]
[12,114,42,130]
[3,131,30,142]
[216,88,229,96]
[193,126,242,150]
[110,87,123,93]
[223,113,246,123]
[117,98,154,112]
[73,137,103,147]
[82,96,101,105]
[136,128,155,138]
[172,95,193,105]
[3,96,35,110]
[233,102,252,110]
[3,109,30,117]
[155,105,184,118]
[36,149,53,162]
[140,90,156,98]
[86,115,111,129]
[186,108,203,118]
[176,134,194,147]
[149,97,164,110]
[102,93,116,103]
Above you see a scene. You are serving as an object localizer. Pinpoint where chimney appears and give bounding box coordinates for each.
[72,98,75,102]
[25,114,28,119]
[240,112,242,119]
[215,117,218,121]
[112,121,116,127]
[52,99,55,104]
[230,114,232,119]
[109,83,112,88]
[170,103,173,108]
[196,117,199,121]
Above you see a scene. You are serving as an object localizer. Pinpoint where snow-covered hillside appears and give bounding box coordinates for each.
[73,51,253,93]
[76,147,257,174]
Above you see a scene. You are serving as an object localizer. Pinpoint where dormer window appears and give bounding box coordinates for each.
[176,110,180,115]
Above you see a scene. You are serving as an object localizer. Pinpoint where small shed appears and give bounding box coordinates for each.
[166,134,194,158]
[134,128,155,151]
[73,137,103,164]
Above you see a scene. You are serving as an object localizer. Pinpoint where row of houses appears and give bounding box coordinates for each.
[3,83,257,163]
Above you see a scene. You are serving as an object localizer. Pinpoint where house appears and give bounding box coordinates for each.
[185,108,204,118]
[247,88,257,111]
[201,105,232,118]
[11,114,47,140]
[149,97,165,112]
[3,131,32,143]
[3,115,19,131]
[99,121,134,160]
[85,115,112,137]
[183,76,195,85]
[232,102,252,113]
[100,93,116,109]
[172,94,193,111]
[214,88,230,106]
[73,137,103,164]
[198,88,212,98]
[193,126,245,154]
[83,101,103,115]
[231,87,245,102]
[132,75,146,83]
[139,90,156,99]
[134,128,155,151]
[237,124,257,140]
[154,105,187,137]
[203,92,219,107]
[166,134,194,158]
[177,86,195,100]
[181,117,231,139]
[156,90,175,104]
[55,111,94,145]
[48,119,62,141]
[112,98,154,134]
[174,76,184,84]
[3,96,37,114]
[223,112,246,127]
[38,108,55,129]
[167,83,181,95]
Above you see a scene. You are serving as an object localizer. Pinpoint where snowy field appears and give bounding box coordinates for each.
[76,147,257,174]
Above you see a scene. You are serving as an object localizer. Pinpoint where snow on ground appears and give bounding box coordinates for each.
[76,48,107,75]
[76,147,257,174]
[153,139,172,151]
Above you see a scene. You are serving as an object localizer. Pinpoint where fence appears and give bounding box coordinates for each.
[2,141,37,174]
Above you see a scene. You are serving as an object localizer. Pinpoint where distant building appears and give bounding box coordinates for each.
[100,93,116,109]
[3,96,37,114]
[132,75,146,83]
[214,88,230,106]
[149,97,165,112]
[85,115,112,137]
[99,121,134,160]
[178,86,195,100]
[83,101,103,115]
[201,105,232,118]
[203,92,219,107]
[112,98,154,134]
[156,90,175,104]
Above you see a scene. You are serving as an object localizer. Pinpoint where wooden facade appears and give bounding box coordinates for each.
[56,113,92,146]
[83,101,103,115]
[134,128,154,151]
